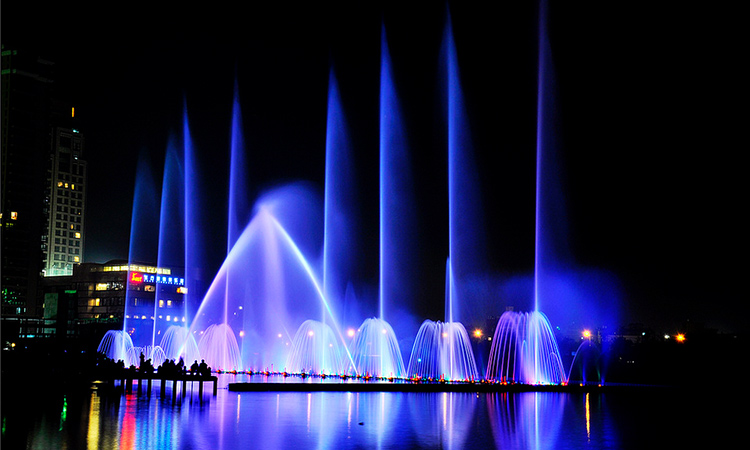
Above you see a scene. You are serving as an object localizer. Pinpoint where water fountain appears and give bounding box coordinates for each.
[98,6,592,385]
[484,0,568,385]
[486,310,565,384]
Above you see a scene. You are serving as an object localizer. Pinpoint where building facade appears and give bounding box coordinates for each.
[3,261,186,350]
[1,46,77,317]
[42,127,87,276]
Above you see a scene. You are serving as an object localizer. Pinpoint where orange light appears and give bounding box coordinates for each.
[583,330,592,339]
[347,328,356,337]
[71,107,75,118]
[676,334,686,343]
[473,329,483,338]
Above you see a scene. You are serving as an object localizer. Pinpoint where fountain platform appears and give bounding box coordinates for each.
[227,380,647,394]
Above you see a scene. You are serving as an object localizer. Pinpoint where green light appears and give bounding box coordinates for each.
[59,396,67,431]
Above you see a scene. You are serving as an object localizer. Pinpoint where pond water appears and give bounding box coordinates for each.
[2,375,735,449]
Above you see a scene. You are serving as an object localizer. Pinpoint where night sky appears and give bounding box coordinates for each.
[3,1,743,333]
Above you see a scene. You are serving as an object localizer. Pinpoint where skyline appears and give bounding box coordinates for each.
[2,2,743,333]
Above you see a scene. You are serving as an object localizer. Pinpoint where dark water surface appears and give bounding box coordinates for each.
[2,375,736,449]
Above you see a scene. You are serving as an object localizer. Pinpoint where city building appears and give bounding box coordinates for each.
[42,126,87,276]
[1,46,76,317]
[2,260,186,348]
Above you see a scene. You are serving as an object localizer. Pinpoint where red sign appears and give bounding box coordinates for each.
[130,272,143,284]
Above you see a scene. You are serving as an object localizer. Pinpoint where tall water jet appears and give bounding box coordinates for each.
[221,80,252,339]
[183,105,204,326]
[529,0,620,333]
[378,24,415,326]
[123,149,160,349]
[404,14,482,382]
[486,0,567,384]
[323,69,357,324]
[358,24,412,378]
[154,138,186,345]
[227,80,251,254]
[534,0,568,314]
[443,10,485,325]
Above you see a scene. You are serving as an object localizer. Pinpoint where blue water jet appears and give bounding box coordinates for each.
[323,69,357,322]
[444,10,485,325]
[182,105,203,326]
[123,149,160,349]
[154,138,186,349]
[379,24,415,326]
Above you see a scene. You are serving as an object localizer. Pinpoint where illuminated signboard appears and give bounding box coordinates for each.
[130,271,184,286]
[156,275,185,286]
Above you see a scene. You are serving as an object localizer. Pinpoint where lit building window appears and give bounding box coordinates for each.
[10,211,18,220]
[158,300,164,308]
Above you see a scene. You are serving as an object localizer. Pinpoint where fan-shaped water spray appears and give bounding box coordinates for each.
[159,325,200,364]
[486,310,565,384]
[97,330,135,365]
[407,320,478,381]
[286,320,344,374]
[349,317,405,378]
[198,323,242,371]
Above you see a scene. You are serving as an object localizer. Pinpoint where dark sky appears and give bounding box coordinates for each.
[3,1,744,333]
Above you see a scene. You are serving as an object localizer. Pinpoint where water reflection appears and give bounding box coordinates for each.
[487,392,565,450]
[18,379,644,449]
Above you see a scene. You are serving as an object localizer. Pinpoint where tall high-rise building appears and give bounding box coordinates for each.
[42,126,87,276]
[1,46,78,316]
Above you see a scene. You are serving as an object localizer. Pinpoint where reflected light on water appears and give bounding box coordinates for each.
[86,392,100,450]
[15,380,661,449]
[585,392,591,442]
[119,394,135,450]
